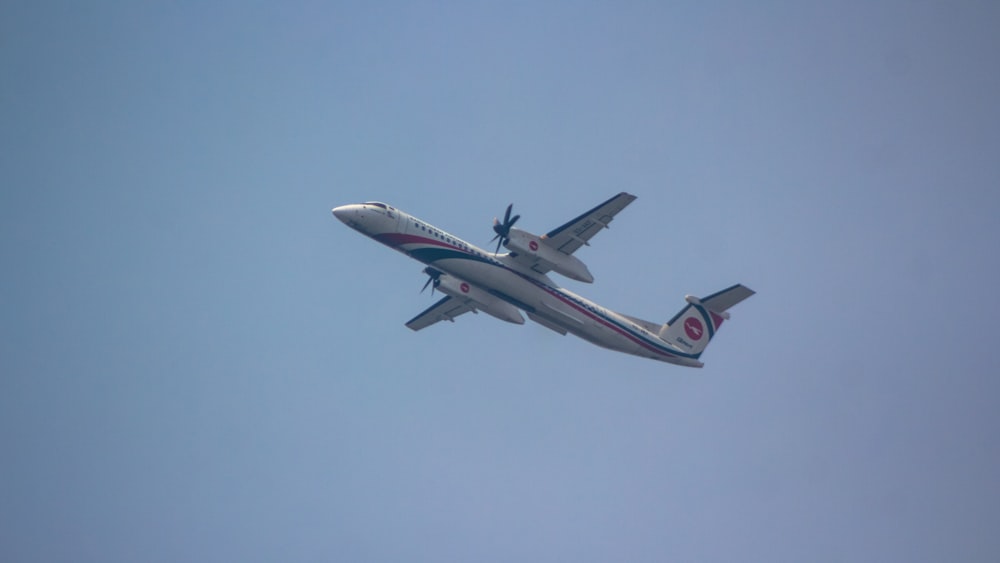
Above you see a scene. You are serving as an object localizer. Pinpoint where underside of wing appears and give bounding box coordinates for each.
[542,192,637,256]
[405,296,474,331]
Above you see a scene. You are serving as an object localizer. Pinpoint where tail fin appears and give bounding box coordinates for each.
[657,284,755,359]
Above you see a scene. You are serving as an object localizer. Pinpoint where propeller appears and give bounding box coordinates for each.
[490,203,520,254]
[421,267,443,295]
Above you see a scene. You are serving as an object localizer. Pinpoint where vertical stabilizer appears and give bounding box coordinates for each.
[657,284,754,359]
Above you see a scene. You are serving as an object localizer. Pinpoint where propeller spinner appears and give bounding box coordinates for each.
[490,203,520,254]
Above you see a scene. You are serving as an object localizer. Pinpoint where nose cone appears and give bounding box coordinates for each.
[332,205,352,223]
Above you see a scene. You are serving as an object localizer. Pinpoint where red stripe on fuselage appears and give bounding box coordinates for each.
[375,233,467,253]
[537,286,679,359]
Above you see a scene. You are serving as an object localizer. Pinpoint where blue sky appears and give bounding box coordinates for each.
[2,1,999,561]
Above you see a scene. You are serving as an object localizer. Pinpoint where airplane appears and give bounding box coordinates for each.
[332,193,753,367]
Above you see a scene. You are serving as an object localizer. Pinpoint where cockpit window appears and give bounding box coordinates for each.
[363,202,388,210]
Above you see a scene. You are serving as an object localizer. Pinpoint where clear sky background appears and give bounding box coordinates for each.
[3,1,999,561]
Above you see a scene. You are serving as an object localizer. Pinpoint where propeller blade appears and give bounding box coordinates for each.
[490,203,519,254]
[421,267,443,295]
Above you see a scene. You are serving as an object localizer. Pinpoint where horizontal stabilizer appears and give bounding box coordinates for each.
[698,284,756,313]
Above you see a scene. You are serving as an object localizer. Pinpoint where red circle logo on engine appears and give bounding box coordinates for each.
[529,240,539,251]
[684,317,704,341]
[460,282,470,293]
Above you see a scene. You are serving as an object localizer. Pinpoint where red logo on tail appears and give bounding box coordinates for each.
[684,317,704,341]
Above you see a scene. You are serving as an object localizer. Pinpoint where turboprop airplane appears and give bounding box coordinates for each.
[332,192,753,367]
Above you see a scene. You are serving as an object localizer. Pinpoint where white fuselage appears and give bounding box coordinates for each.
[333,202,701,366]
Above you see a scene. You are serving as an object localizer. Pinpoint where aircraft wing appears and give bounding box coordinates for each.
[542,192,636,256]
[405,296,474,331]
[509,192,637,278]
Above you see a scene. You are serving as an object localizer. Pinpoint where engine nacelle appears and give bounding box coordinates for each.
[505,228,595,283]
[435,274,525,325]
